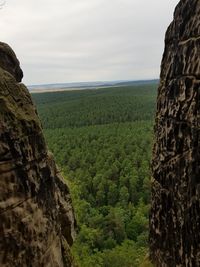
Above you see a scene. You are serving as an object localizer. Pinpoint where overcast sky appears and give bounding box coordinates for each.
[0,0,178,85]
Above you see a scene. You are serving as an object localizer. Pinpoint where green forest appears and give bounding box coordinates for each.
[32,84,157,267]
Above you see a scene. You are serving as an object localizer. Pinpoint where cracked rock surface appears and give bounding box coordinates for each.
[150,0,200,266]
[0,42,76,267]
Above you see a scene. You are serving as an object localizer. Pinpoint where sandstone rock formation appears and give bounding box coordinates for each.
[0,42,23,82]
[0,42,76,267]
[150,0,200,266]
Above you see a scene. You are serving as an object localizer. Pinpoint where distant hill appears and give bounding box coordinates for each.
[28,79,159,93]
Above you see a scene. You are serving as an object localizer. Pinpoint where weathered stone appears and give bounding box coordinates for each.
[0,44,76,266]
[150,0,200,266]
[0,42,23,82]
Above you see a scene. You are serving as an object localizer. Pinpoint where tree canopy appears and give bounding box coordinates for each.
[33,83,157,267]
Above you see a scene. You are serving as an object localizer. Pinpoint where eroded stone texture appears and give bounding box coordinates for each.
[150,0,200,266]
[0,42,23,82]
[0,43,76,267]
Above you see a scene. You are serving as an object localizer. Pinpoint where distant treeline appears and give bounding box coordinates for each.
[32,85,157,128]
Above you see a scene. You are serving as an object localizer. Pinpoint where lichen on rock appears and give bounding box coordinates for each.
[0,42,76,267]
[150,0,200,266]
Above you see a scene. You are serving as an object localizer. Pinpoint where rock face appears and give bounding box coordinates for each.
[0,42,76,267]
[150,0,200,266]
[0,42,23,82]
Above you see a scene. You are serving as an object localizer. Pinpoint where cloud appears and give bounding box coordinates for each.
[0,0,179,84]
